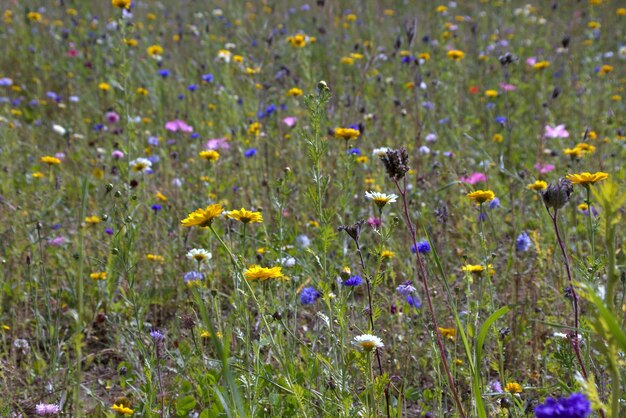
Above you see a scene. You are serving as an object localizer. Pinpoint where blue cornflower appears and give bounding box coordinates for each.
[188,84,197,92]
[344,275,362,287]
[184,271,204,284]
[296,234,310,248]
[401,56,413,64]
[515,232,532,252]
[105,228,114,235]
[202,73,214,83]
[396,281,416,296]
[300,287,320,305]
[535,393,591,418]
[488,197,500,209]
[151,204,162,213]
[147,136,159,146]
[411,240,431,254]
[265,104,277,116]
[190,133,199,139]
[158,69,170,78]
[406,295,421,308]
[244,148,257,158]
[495,116,507,124]
[178,94,185,100]
[486,102,496,110]
[347,147,361,156]
[150,330,165,342]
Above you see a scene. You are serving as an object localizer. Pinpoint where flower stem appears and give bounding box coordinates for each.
[394,177,466,418]
[585,186,595,261]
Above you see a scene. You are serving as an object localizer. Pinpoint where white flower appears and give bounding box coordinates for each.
[130,158,152,172]
[353,334,384,352]
[52,124,66,136]
[365,191,398,209]
[372,147,391,157]
[619,46,626,60]
[186,248,212,263]
[278,256,296,267]
[217,49,232,63]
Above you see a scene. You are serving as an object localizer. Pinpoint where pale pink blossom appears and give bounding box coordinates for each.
[499,83,516,91]
[460,172,487,185]
[526,57,537,66]
[205,137,230,150]
[282,116,298,128]
[544,124,569,139]
[534,162,555,174]
[165,119,193,133]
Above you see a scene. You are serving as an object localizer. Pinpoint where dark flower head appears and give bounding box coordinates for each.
[338,220,365,243]
[542,178,573,210]
[381,147,410,181]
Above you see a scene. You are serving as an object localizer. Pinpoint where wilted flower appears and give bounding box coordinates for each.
[542,178,573,210]
[380,147,409,181]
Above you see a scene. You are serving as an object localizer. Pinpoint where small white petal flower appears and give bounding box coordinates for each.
[372,147,391,157]
[353,334,384,352]
[364,191,398,209]
[186,248,212,263]
[130,158,152,172]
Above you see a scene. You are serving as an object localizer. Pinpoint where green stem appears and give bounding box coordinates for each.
[585,186,595,261]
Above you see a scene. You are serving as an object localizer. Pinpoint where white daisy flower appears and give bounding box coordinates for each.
[186,248,212,263]
[353,334,384,352]
[364,191,398,209]
[130,158,152,172]
[372,147,391,157]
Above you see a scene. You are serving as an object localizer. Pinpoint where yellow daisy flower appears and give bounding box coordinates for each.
[565,172,609,185]
[226,208,263,224]
[181,204,224,228]
[466,190,495,204]
[527,180,548,191]
[244,265,284,281]
[334,127,360,140]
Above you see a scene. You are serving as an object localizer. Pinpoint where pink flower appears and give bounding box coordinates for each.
[205,137,230,150]
[534,162,555,174]
[35,403,61,416]
[460,172,487,185]
[112,150,124,159]
[47,236,67,246]
[282,116,298,128]
[165,119,193,133]
[499,83,516,92]
[105,111,120,124]
[526,57,537,66]
[544,124,569,139]
[367,217,381,230]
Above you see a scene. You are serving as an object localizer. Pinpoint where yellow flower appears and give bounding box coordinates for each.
[41,156,61,165]
[334,127,360,140]
[244,265,284,281]
[466,190,495,204]
[578,203,589,212]
[146,45,163,56]
[563,147,582,158]
[85,215,101,224]
[565,172,609,185]
[505,382,523,393]
[381,250,395,259]
[146,254,164,263]
[90,272,107,280]
[447,50,465,60]
[287,34,307,48]
[124,38,138,47]
[287,87,303,97]
[227,208,263,224]
[438,327,456,340]
[492,133,504,143]
[27,12,42,21]
[341,56,355,65]
[533,60,550,70]
[574,143,595,154]
[248,122,261,136]
[617,8,626,16]
[111,0,131,9]
[485,89,498,97]
[111,403,134,415]
[98,82,111,91]
[156,192,167,201]
[587,21,600,29]
[462,264,485,274]
[436,5,448,13]
[32,172,45,179]
[527,180,548,191]
[598,64,613,75]
[181,204,224,228]
[418,52,430,61]
[199,150,220,162]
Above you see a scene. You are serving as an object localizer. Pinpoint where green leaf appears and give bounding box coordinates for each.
[176,395,197,413]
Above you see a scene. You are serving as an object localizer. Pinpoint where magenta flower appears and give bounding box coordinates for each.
[105,111,120,124]
[112,150,124,159]
[499,82,516,91]
[534,162,555,174]
[47,236,67,246]
[205,137,230,150]
[282,116,298,128]
[35,403,61,416]
[165,119,193,133]
[544,124,569,139]
[460,172,487,185]
[526,57,537,66]
[367,217,381,230]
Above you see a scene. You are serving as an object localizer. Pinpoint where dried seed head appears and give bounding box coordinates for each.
[338,220,365,243]
[542,178,573,210]
[381,147,410,181]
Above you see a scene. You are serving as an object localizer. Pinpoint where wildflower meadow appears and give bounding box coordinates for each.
[1,1,625,417]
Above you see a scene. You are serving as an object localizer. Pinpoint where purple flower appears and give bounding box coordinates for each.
[406,295,421,308]
[300,286,320,305]
[105,111,120,124]
[344,275,362,286]
[396,281,416,296]
[488,197,500,209]
[184,271,203,284]
[495,116,507,124]
[158,69,170,78]
[515,232,532,252]
[535,393,591,418]
[150,329,165,342]
[244,148,257,158]
[105,228,114,235]
[112,150,124,159]
[489,380,503,393]
[202,73,214,83]
[188,84,198,92]
[151,204,162,213]
[35,403,61,416]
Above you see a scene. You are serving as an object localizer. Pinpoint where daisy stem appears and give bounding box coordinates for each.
[585,186,595,261]
[394,177,466,418]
